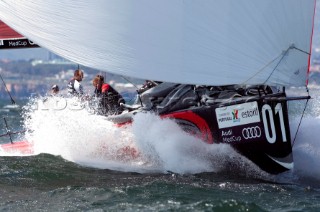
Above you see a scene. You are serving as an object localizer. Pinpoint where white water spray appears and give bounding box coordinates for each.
[14,96,255,174]
[2,92,320,180]
[284,89,320,182]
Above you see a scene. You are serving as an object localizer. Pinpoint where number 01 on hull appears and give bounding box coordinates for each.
[161,92,293,174]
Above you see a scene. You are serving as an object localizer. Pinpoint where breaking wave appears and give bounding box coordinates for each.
[278,88,320,184]
[7,96,263,176]
[1,89,320,183]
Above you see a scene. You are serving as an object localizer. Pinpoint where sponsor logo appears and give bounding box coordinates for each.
[242,126,261,139]
[219,112,229,117]
[7,39,37,47]
[241,108,259,119]
[215,102,261,129]
[232,109,240,122]
[29,40,36,45]
[218,116,232,123]
[222,136,241,143]
[221,129,232,136]
[8,40,28,47]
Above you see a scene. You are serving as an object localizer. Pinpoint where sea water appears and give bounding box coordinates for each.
[0,89,319,211]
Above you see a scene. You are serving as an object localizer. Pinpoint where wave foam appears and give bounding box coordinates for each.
[18,97,259,175]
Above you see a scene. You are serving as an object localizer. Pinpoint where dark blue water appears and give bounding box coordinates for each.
[0,89,320,211]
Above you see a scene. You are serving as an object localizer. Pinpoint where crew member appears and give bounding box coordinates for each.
[137,80,160,94]
[92,74,125,115]
[51,84,59,95]
[67,69,84,96]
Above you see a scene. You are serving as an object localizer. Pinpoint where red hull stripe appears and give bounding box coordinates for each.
[161,111,213,144]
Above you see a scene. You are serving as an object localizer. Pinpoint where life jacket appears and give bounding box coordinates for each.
[96,83,125,115]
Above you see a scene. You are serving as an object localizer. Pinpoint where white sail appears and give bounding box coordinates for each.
[0,0,315,86]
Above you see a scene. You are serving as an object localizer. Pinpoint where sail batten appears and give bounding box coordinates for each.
[0,0,315,86]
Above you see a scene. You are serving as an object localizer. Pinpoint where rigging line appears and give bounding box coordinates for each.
[292,47,310,55]
[263,45,309,84]
[120,75,140,90]
[243,45,309,85]
[242,53,282,84]
[3,117,13,144]
[263,47,291,84]
[0,129,26,138]
[292,87,310,146]
[120,75,142,104]
[0,71,15,104]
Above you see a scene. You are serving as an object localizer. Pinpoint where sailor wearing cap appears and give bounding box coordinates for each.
[51,84,59,95]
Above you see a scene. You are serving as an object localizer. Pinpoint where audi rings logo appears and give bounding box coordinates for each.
[242,126,261,139]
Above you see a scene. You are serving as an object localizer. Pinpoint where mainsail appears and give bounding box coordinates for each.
[0,0,315,86]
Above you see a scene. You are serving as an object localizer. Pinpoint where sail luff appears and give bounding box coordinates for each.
[307,0,317,86]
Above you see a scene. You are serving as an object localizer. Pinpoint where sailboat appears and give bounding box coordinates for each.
[0,0,316,174]
[0,20,38,49]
